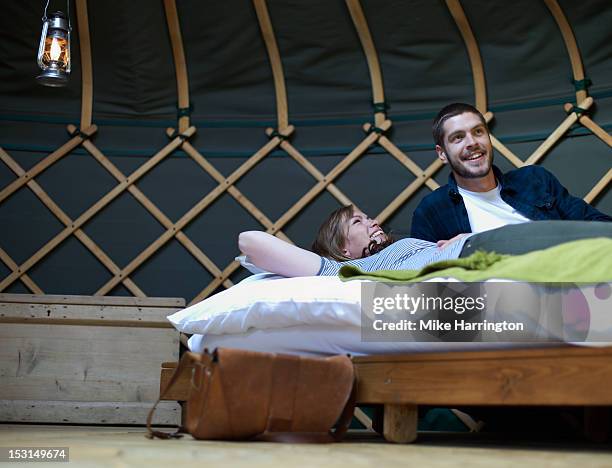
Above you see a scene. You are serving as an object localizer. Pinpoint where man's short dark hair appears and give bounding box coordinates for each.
[432,103,487,148]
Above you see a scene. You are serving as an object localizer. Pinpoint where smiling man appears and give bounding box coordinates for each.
[410,103,611,242]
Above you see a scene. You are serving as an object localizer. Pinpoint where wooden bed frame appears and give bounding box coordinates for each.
[159,345,612,443]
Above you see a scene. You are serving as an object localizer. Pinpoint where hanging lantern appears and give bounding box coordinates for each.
[36,2,71,87]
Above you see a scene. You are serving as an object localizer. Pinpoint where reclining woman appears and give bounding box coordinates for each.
[239,204,612,277]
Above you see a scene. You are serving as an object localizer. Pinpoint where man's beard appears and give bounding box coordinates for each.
[447,149,493,179]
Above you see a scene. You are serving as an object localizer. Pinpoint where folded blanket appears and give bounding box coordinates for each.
[339,237,612,283]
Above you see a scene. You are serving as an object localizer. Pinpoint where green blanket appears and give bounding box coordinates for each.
[339,237,612,283]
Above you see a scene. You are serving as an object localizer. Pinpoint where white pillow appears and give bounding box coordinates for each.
[235,254,270,275]
[167,275,363,335]
[237,272,284,284]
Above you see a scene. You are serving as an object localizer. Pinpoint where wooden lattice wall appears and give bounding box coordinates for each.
[0,0,610,305]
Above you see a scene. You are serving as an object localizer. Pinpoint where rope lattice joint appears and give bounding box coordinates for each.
[566,105,589,116]
[268,129,290,141]
[177,104,193,118]
[572,77,592,92]
[68,127,91,141]
[367,124,387,135]
[168,129,192,142]
[372,101,389,114]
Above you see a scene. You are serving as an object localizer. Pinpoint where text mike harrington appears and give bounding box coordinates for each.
[369,293,525,333]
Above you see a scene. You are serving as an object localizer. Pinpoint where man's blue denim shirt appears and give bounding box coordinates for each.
[410,165,612,242]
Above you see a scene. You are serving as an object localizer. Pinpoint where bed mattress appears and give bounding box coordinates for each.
[188,325,564,356]
[173,274,610,356]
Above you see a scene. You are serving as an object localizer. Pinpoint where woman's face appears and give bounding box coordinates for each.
[342,210,387,258]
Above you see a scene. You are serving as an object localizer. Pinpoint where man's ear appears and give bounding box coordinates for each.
[435,145,448,164]
[342,247,352,258]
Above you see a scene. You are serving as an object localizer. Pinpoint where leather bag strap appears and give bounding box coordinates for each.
[329,377,357,441]
[146,352,206,439]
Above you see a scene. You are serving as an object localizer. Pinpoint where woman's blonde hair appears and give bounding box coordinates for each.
[311,205,395,261]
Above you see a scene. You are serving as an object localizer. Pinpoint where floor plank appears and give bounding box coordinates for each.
[1,424,611,467]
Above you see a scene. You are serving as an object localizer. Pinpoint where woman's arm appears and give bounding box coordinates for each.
[238,231,322,277]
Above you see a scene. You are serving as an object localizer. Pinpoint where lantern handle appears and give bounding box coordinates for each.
[67,0,71,31]
[42,0,50,21]
[41,0,72,30]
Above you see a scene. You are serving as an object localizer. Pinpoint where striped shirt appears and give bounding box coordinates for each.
[317,235,472,276]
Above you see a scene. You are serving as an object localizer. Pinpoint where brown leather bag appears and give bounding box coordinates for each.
[146,348,356,442]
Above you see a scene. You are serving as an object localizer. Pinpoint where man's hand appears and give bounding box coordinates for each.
[436,233,468,249]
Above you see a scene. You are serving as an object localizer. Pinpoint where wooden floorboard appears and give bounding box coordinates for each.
[1,424,611,467]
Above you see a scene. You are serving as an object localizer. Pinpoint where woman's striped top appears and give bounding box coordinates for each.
[317,235,471,276]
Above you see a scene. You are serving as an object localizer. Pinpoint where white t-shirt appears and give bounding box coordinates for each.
[458,184,530,233]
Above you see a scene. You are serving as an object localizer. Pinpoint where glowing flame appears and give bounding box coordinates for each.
[50,38,62,61]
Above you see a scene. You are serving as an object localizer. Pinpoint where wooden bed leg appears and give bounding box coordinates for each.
[383,404,418,443]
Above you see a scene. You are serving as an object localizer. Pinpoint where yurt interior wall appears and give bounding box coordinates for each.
[0,0,610,305]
